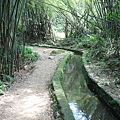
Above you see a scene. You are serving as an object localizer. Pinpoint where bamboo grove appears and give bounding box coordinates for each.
[0,0,55,82]
[0,0,120,82]
[22,0,55,43]
[86,0,120,58]
[0,0,27,81]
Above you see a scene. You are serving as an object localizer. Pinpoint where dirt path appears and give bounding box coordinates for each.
[0,47,68,120]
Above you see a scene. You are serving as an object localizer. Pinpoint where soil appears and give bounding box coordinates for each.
[84,60,120,103]
[0,47,68,120]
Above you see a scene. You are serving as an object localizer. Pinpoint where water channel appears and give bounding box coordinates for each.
[62,55,118,120]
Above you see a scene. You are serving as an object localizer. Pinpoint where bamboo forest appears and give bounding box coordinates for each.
[0,0,120,120]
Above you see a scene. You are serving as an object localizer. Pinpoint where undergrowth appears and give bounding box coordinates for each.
[24,48,40,62]
[0,48,40,95]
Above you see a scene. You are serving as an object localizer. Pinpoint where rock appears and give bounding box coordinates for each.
[24,65,28,70]
[0,92,4,95]
[48,56,54,59]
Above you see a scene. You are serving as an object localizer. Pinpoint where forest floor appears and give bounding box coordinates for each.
[0,47,68,120]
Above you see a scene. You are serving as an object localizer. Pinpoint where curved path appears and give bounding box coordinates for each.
[0,47,68,120]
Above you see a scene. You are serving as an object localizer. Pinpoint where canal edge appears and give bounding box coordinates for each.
[82,51,120,119]
[51,53,75,120]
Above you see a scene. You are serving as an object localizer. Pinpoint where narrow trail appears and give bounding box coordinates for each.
[0,47,68,120]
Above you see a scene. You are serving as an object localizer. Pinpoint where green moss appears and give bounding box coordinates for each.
[51,52,75,120]
[50,50,65,56]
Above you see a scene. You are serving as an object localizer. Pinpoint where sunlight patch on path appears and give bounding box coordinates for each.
[17,93,49,119]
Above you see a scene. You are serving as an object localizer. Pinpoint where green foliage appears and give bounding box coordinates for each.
[21,0,55,42]
[76,35,98,50]
[45,40,55,46]
[0,75,13,94]
[0,80,6,89]
[2,74,14,82]
[54,24,64,32]
[31,52,40,62]
[25,48,33,54]
[24,48,40,62]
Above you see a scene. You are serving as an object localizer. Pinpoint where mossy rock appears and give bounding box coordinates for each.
[50,50,65,56]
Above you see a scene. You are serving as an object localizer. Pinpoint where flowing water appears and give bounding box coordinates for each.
[62,55,118,120]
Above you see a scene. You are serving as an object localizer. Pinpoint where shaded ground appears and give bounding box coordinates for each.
[84,60,120,103]
[0,47,67,120]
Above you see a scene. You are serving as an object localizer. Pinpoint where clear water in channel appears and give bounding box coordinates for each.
[62,55,118,120]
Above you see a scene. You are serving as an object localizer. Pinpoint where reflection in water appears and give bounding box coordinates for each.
[62,55,117,120]
[69,102,91,120]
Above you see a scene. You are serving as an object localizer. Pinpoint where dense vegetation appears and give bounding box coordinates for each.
[0,0,120,91]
